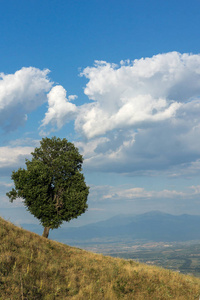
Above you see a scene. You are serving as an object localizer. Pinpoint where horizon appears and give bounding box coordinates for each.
[5,210,200,232]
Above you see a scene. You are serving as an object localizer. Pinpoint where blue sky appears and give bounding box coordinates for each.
[1,0,200,229]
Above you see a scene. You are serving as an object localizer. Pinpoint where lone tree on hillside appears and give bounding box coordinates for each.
[7,137,89,238]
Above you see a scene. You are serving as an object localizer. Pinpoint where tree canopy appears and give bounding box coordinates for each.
[7,137,89,238]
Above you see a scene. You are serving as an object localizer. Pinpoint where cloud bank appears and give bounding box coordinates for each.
[1,52,200,176]
[90,184,200,202]
[87,184,200,215]
[39,52,200,175]
[41,52,200,138]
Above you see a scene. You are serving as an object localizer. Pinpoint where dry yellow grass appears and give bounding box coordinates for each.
[1,216,200,299]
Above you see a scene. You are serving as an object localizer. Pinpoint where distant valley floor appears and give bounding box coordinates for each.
[68,239,200,278]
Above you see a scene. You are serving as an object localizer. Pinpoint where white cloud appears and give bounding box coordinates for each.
[0,67,53,131]
[1,54,199,177]
[75,53,200,175]
[0,146,33,176]
[40,85,78,133]
[38,52,200,175]
[74,52,200,139]
[85,183,200,215]
[38,53,200,140]
[80,110,200,175]
[75,136,110,159]
[90,184,200,203]
[189,185,200,194]
[0,181,13,188]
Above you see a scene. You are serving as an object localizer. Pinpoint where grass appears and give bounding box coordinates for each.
[1,217,200,299]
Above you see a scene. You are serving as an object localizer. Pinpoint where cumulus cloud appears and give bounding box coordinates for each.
[39,52,200,175]
[75,53,200,175]
[0,67,53,131]
[40,52,200,139]
[1,53,199,176]
[40,85,78,132]
[75,117,200,175]
[73,53,199,137]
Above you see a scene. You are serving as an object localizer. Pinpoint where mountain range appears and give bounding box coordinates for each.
[21,211,200,244]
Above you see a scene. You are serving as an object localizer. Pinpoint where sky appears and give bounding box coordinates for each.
[1,0,200,230]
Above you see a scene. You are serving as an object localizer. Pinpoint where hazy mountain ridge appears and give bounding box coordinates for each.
[21,211,200,243]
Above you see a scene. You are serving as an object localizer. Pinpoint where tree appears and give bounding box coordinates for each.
[6,137,89,238]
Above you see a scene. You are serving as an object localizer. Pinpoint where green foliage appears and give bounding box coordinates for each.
[7,137,89,230]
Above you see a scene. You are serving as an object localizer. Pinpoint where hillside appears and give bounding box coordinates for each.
[1,217,200,299]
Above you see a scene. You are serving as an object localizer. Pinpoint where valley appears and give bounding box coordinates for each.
[76,240,200,277]
[21,211,200,278]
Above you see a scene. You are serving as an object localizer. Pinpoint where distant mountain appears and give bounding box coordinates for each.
[21,211,200,244]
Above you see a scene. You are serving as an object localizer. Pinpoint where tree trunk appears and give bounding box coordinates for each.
[42,227,50,238]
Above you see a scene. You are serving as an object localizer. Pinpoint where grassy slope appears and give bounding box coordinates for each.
[1,217,200,299]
